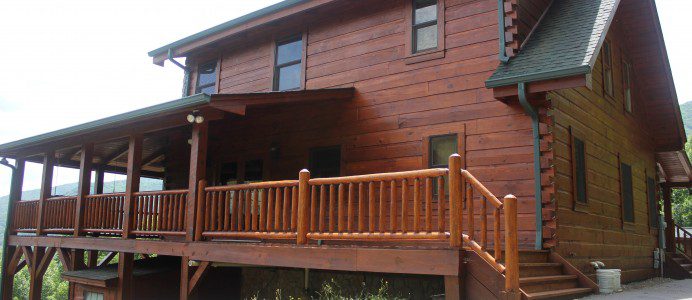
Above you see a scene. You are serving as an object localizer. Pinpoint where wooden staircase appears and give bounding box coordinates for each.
[517,251,595,300]
[667,252,692,279]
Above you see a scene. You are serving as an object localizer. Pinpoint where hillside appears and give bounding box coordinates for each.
[680,101,692,136]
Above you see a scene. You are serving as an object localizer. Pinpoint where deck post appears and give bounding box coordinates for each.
[1,159,24,300]
[449,154,462,247]
[26,246,54,300]
[36,151,55,236]
[297,169,311,244]
[188,122,208,241]
[94,166,105,195]
[122,135,143,239]
[502,195,521,300]
[180,257,191,300]
[663,186,674,250]
[116,252,134,300]
[74,143,94,237]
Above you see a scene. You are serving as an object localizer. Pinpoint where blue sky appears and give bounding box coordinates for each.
[0,0,690,196]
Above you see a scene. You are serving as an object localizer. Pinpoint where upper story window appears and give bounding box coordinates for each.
[623,59,633,113]
[195,60,217,94]
[273,37,303,91]
[602,41,613,97]
[413,0,439,53]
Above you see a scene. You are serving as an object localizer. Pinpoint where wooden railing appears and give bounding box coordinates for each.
[675,224,692,258]
[42,196,77,234]
[199,181,300,240]
[12,200,39,233]
[132,190,188,237]
[83,193,125,235]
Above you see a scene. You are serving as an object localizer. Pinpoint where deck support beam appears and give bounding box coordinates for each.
[74,143,94,237]
[122,135,143,239]
[0,159,24,300]
[116,252,134,300]
[36,151,55,236]
[24,246,55,300]
[188,122,208,241]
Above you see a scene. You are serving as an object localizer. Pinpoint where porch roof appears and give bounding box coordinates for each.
[657,151,692,186]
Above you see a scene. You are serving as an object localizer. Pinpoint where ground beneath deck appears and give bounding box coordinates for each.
[579,278,692,300]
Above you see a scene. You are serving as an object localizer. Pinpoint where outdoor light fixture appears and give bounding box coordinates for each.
[0,157,16,171]
[186,110,204,124]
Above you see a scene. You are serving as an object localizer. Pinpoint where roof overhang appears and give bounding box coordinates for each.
[657,150,692,187]
[209,88,355,115]
[148,0,338,66]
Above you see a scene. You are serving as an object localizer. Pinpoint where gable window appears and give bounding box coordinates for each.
[195,60,217,94]
[602,41,613,97]
[309,146,341,178]
[620,162,634,223]
[273,37,303,91]
[647,177,659,228]
[571,134,587,205]
[623,59,633,113]
[412,0,439,53]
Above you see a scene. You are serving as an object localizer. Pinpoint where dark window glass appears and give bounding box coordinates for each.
[602,41,613,97]
[573,138,587,203]
[274,38,303,91]
[413,0,438,53]
[219,162,238,185]
[623,60,632,113]
[309,146,341,178]
[429,135,457,197]
[621,163,634,223]
[195,61,217,94]
[245,160,264,182]
[647,177,658,228]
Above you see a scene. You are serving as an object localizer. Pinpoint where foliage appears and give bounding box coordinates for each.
[315,279,398,300]
[6,254,68,300]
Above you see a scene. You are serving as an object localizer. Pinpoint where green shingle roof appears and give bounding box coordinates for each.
[486,0,619,88]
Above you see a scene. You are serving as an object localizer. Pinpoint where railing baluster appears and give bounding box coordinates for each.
[494,208,502,262]
[291,186,298,231]
[368,182,376,233]
[319,186,326,233]
[266,188,274,232]
[274,187,282,232]
[468,184,475,240]
[401,178,408,233]
[438,176,445,233]
[282,187,289,231]
[252,190,259,231]
[329,185,336,232]
[425,177,432,233]
[413,178,421,232]
[358,183,365,232]
[310,186,317,232]
[347,183,355,232]
[260,189,267,232]
[337,183,345,233]
[379,181,386,232]
[390,180,397,232]
[481,196,488,250]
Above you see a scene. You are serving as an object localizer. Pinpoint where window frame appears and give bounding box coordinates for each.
[195,60,219,95]
[569,127,589,212]
[619,156,635,225]
[622,57,633,113]
[308,145,343,178]
[423,131,466,199]
[404,0,446,64]
[602,40,614,98]
[271,34,307,92]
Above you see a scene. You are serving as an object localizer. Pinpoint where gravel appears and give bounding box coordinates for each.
[579,278,692,300]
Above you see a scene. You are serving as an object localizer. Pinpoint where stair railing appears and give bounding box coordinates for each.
[675,224,692,258]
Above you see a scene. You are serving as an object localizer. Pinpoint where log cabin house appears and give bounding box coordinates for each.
[1,0,691,299]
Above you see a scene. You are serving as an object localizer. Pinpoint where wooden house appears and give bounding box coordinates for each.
[1,0,690,299]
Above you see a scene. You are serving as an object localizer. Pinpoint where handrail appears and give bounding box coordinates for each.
[675,223,691,257]
[308,169,448,185]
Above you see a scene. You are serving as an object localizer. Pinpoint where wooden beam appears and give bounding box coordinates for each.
[99,251,117,267]
[188,122,208,241]
[101,144,130,165]
[1,160,24,300]
[188,261,211,295]
[56,248,74,271]
[1,247,21,300]
[180,257,191,300]
[94,166,105,195]
[663,186,675,250]
[74,143,94,237]
[122,135,143,239]
[87,250,98,268]
[444,276,463,300]
[36,151,55,236]
[141,147,166,167]
[116,252,134,300]
[36,247,56,277]
[492,75,588,99]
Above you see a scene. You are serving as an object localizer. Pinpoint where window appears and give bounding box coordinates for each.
[623,59,633,113]
[273,37,303,91]
[412,0,439,53]
[571,135,587,204]
[602,41,613,97]
[620,162,634,223]
[429,135,457,196]
[309,146,341,178]
[195,60,217,94]
[84,291,104,300]
[647,177,659,228]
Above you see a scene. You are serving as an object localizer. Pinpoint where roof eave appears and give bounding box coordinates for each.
[485,65,592,89]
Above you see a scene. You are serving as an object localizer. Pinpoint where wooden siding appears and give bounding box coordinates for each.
[183,0,538,247]
[550,18,660,283]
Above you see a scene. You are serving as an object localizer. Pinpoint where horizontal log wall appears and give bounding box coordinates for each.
[184,0,537,247]
[550,18,659,283]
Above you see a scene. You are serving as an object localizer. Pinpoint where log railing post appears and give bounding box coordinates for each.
[187,121,208,242]
[194,180,207,241]
[297,169,310,244]
[503,195,520,300]
[74,143,94,237]
[36,151,55,236]
[122,135,143,239]
[449,154,462,247]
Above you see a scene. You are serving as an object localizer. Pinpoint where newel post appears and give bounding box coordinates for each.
[449,154,462,248]
[502,195,520,300]
[193,179,207,241]
[297,169,311,245]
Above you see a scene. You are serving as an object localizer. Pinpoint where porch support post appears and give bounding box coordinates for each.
[122,135,143,239]
[74,143,94,236]
[116,252,134,300]
[188,122,208,241]
[26,246,54,300]
[36,151,55,236]
[663,186,675,250]
[180,257,191,300]
[1,159,24,300]
[94,166,105,195]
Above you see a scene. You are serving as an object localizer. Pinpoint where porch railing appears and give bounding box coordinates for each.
[132,189,188,237]
[12,200,38,233]
[42,196,77,234]
[83,193,125,235]
[675,224,692,258]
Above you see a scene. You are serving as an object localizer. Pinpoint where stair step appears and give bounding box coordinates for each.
[525,287,593,300]
[520,275,579,293]
[518,250,551,263]
[519,263,563,276]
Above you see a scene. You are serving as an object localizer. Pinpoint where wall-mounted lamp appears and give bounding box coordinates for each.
[186,110,205,124]
[0,157,16,171]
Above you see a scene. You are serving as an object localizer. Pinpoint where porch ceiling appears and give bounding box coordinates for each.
[209,88,355,115]
[657,150,692,186]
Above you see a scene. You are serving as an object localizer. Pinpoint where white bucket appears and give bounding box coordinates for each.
[597,269,621,294]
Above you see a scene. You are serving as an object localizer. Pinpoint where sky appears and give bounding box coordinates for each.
[0,0,690,197]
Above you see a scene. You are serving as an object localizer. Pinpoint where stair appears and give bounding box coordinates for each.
[517,251,596,300]
[669,252,692,278]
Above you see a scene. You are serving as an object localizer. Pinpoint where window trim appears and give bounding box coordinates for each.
[271,33,307,91]
[622,57,633,113]
[569,127,589,212]
[423,131,465,169]
[308,145,343,178]
[602,40,614,98]
[195,59,219,95]
[404,0,446,64]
